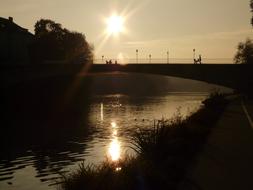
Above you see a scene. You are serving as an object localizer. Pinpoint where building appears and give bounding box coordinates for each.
[0,17,34,64]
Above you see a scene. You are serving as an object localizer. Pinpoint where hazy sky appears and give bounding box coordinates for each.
[1,0,253,61]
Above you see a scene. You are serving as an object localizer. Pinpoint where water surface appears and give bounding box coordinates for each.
[0,73,232,190]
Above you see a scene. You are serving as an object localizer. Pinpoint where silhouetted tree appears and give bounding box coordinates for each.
[234,38,253,64]
[63,31,94,63]
[29,19,93,64]
[34,19,63,37]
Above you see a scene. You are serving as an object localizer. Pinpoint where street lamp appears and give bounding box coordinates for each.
[149,54,151,63]
[167,51,169,64]
[193,49,196,63]
[136,49,139,64]
[102,55,104,63]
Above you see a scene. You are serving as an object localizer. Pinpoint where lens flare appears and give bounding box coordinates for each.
[106,15,124,35]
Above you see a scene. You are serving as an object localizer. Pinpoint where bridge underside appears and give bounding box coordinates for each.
[91,64,253,93]
[1,63,252,94]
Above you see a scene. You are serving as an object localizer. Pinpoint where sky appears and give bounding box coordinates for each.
[1,0,253,62]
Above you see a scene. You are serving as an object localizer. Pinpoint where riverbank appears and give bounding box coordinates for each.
[59,92,229,190]
[184,96,253,190]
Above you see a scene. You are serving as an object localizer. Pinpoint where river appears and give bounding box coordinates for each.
[0,73,232,190]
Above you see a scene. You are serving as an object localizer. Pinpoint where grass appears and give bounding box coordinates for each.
[58,92,229,190]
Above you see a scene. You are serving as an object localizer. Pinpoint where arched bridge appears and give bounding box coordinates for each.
[1,63,252,93]
[90,64,253,92]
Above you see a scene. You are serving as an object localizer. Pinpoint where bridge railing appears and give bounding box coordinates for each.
[94,58,234,64]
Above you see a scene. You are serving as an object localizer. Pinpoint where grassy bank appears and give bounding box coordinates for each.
[59,92,229,190]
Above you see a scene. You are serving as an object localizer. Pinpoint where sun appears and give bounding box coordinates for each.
[106,15,124,35]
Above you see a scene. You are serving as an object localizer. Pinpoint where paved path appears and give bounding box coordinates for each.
[241,100,253,129]
[187,97,253,190]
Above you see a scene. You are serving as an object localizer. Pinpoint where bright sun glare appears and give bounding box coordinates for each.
[106,15,124,35]
[108,138,121,161]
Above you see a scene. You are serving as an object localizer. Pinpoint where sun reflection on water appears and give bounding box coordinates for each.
[108,121,121,162]
[100,103,103,121]
[111,121,117,128]
[108,138,121,161]
[113,130,117,136]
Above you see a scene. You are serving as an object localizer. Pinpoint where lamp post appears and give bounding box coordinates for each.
[167,51,169,64]
[149,54,151,63]
[102,55,104,63]
[193,49,196,63]
[136,49,139,64]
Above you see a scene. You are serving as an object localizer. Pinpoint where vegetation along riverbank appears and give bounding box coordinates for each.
[58,92,229,190]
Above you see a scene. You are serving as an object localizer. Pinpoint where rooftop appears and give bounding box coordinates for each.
[0,16,33,36]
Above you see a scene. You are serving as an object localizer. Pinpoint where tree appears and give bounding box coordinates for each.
[63,31,94,63]
[29,19,93,64]
[233,2,253,64]
[34,19,63,37]
[234,38,253,64]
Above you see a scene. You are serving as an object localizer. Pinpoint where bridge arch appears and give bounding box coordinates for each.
[91,64,253,92]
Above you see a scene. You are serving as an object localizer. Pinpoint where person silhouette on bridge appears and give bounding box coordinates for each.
[194,58,197,64]
[193,55,202,64]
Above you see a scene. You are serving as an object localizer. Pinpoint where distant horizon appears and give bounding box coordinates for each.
[1,0,252,61]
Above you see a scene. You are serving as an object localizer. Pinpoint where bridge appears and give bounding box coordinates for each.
[1,63,253,93]
[90,64,253,92]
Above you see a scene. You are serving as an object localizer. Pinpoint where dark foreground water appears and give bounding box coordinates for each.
[0,73,232,190]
